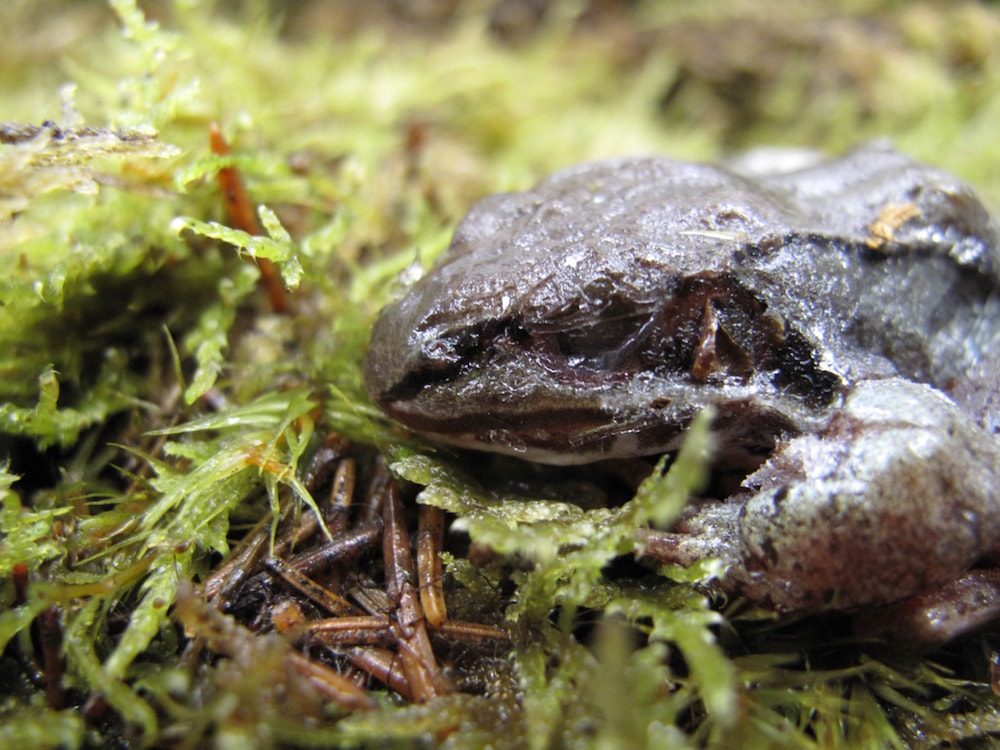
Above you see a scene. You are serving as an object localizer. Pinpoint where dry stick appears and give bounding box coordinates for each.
[358,459,390,528]
[282,525,383,577]
[434,619,510,643]
[382,482,449,702]
[316,457,358,592]
[300,435,349,494]
[417,504,448,629]
[326,458,356,535]
[202,512,274,602]
[210,122,288,313]
[306,615,395,647]
[263,556,363,616]
[204,470,323,603]
[174,583,375,712]
[344,647,414,700]
[346,571,394,616]
[287,652,376,712]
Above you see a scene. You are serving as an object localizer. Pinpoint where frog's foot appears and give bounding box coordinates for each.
[854,568,1000,649]
[638,378,1000,616]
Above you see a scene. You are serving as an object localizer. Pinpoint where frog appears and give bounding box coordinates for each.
[364,143,1000,632]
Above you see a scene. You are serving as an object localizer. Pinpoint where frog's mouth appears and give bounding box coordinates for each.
[369,361,832,465]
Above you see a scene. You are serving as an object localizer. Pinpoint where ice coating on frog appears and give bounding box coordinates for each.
[364,143,1000,618]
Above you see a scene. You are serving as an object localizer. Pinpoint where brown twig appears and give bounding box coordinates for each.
[209,122,289,313]
[417,504,448,629]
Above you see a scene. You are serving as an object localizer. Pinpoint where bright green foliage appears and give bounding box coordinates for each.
[0,462,69,577]
[0,122,179,221]
[64,597,160,738]
[179,263,260,402]
[394,413,742,745]
[172,208,302,283]
[143,388,323,541]
[0,706,85,750]
[0,385,327,742]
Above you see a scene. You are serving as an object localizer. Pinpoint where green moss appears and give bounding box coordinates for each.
[3,0,1000,747]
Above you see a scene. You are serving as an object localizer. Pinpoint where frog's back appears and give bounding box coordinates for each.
[765,145,1000,274]
[760,145,1000,408]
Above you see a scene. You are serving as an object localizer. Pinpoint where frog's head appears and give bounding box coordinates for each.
[364,157,842,464]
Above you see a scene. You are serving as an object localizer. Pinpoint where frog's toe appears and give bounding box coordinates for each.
[853,568,1000,649]
[636,500,744,570]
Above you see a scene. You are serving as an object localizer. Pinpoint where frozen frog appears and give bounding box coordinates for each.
[364,144,1000,640]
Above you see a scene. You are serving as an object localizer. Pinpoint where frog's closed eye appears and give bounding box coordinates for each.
[553,280,834,409]
[524,272,839,401]
[640,277,775,385]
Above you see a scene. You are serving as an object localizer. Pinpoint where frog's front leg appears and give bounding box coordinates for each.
[638,378,1000,618]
